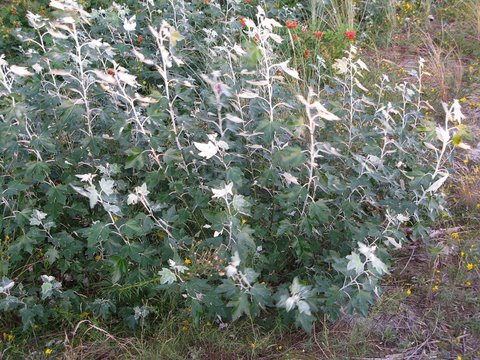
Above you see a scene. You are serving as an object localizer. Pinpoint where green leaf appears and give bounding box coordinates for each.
[229,292,250,320]
[273,146,306,169]
[308,200,331,224]
[125,147,145,170]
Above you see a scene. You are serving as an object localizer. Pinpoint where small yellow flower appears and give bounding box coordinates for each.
[44,348,53,356]
[181,326,189,333]
[184,258,191,265]
[206,321,212,326]
[250,343,256,349]
[460,251,465,257]
[277,345,283,351]
[463,159,469,164]
[3,333,14,342]
[241,219,247,225]
[476,203,480,209]
[95,255,102,261]
[467,263,474,270]
[452,232,460,239]
[466,281,472,286]
[432,285,439,291]
[406,288,412,295]
[113,216,119,222]
[457,355,463,360]
[460,97,467,103]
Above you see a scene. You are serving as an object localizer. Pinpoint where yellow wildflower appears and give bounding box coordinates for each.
[241,219,247,225]
[457,355,462,360]
[460,97,467,103]
[463,159,469,164]
[277,345,283,351]
[3,333,14,342]
[113,216,119,222]
[44,348,53,356]
[460,251,465,257]
[466,281,472,287]
[467,263,474,270]
[406,288,412,295]
[432,285,439,291]
[452,232,459,239]
[184,258,191,265]
[250,343,256,349]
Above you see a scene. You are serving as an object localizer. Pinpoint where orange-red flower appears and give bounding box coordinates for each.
[239,17,247,27]
[345,30,356,41]
[304,49,311,58]
[315,31,324,39]
[286,21,298,29]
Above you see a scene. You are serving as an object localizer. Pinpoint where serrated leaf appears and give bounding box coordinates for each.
[159,268,176,284]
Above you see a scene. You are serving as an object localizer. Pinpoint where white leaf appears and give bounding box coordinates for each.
[238,91,259,99]
[346,252,364,275]
[10,65,33,77]
[278,60,300,79]
[75,173,96,183]
[127,193,139,205]
[436,126,450,144]
[194,141,218,159]
[281,172,299,185]
[370,254,388,274]
[41,275,55,283]
[0,278,15,293]
[312,102,340,121]
[425,173,449,193]
[99,178,114,195]
[103,203,121,215]
[123,15,136,32]
[86,186,99,208]
[134,183,150,197]
[285,296,296,312]
[225,114,244,123]
[385,236,402,249]
[159,268,176,284]
[117,71,138,87]
[297,300,311,315]
[211,182,234,199]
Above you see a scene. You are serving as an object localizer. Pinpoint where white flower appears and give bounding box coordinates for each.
[123,15,136,32]
[211,182,234,199]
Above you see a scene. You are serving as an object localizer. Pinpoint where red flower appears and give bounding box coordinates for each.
[315,31,324,39]
[239,17,247,27]
[304,49,311,58]
[344,30,356,41]
[245,0,253,3]
[137,35,144,44]
[286,20,298,29]
[292,34,300,41]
